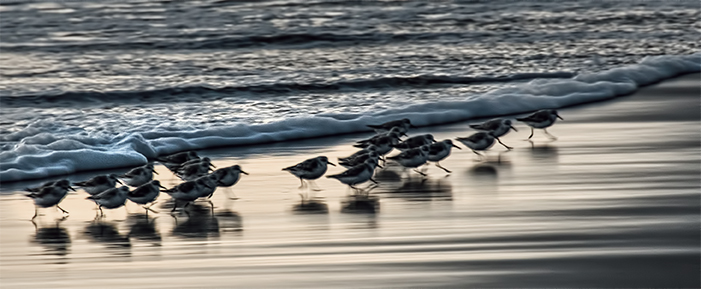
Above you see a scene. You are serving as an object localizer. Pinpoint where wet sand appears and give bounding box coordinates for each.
[1,73,699,288]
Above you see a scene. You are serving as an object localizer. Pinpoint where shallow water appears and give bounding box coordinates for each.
[1,75,699,287]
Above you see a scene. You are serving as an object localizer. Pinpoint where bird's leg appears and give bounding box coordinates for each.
[208,200,214,215]
[171,200,179,213]
[298,178,305,189]
[144,205,159,214]
[436,162,451,173]
[496,137,513,150]
[98,206,104,217]
[56,205,69,215]
[226,187,239,200]
[32,206,38,220]
[472,150,484,162]
[544,128,558,140]
[526,128,534,140]
[413,169,427,176]
[309,180,322,192]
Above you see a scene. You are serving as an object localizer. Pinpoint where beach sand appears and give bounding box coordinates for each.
[1,73,699,288]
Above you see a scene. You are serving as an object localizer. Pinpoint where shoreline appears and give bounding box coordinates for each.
[0,72,698,287]
[2,71,698,188]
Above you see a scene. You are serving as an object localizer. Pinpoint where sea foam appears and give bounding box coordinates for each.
[1,54,699,182]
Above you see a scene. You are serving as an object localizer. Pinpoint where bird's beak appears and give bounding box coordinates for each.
[452,144,462,150]
[241,170,249,175]
[556,115,564,120]
[209,163,216,169]
[327,162,336,166]
[69,186,77,192]
[401,132,408,137]
[116,179,124,185]
[152,169,159,175]
[159,185,168,189]
[376,163,384,169]
[510,125,518,132]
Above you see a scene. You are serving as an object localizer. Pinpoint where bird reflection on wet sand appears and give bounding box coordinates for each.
[382,178,453,201]
[83,220,131,255]
[527,141,559,162]
[341,194,380,214]
[126,213,161,244]
[171,203,219,239]
[214,209,243,234]
[292,195,329,214]
[31,220,71,259]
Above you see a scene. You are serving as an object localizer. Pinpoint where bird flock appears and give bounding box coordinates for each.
[24,109,563,220]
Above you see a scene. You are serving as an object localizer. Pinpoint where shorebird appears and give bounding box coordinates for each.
[25,179,71,193]
[393,134,435,151]
[327,158,380,190]
[176,159,215,181]
[367,118,416,134]
[427,140,461,173]
[469,118,518,149]
[127,180,166,214]
[354,130,403,158]
[87,186,130,217]
[387,144,431,176]
[516,109,563,140]
[211,165,248,199]
[163,178,215,213]
[283,156,335,190]
[339,145,378,164]
[120,163,158,187]
[456,132,496,161]
[339,151,380,168]
[25,181,75,220]
[356,127,406,146]
[156,151,199,166]
[74,174,123,195]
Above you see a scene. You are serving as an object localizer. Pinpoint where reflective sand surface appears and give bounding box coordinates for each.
[1,74,699,288]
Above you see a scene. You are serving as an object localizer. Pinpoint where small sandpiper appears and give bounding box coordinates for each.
[393,134,435,151]
[163,178,215,213]
[387,144,431,176]
[87,186,130,217]
[25,180,75,220]
[516,109,563,140]
[283,156,335,190]
[456,132,496,161]
[127,180,166,214]
[427,139,461,173]
[74,174,123,195]
[156,151,199,165]
[120,163,158,187]
[327,158,380,190]
[211,165,248,199]
[469,118,518,149]
[367,118,416,134]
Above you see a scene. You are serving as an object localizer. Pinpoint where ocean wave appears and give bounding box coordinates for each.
[1,54,698,182]
[0,72,575,107]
